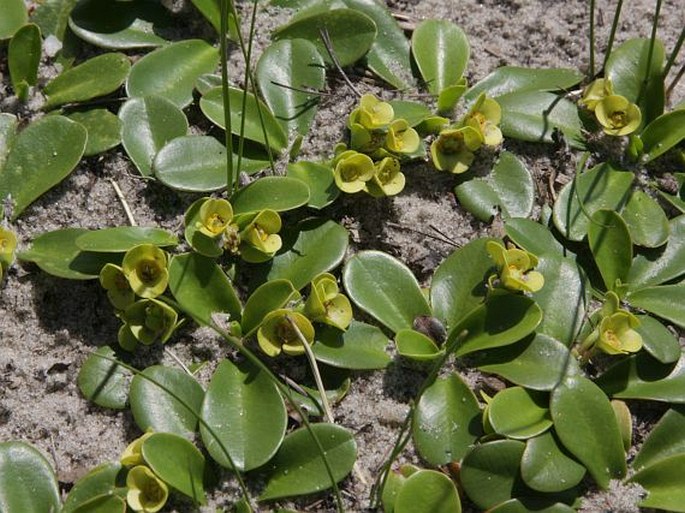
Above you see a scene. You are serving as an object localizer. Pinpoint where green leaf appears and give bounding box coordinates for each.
[168,252,242,325]
[552,162,634,241]
[343,250,431,333]
[631,454,685,512]
[127,40,219,109]
[531,255,589,346]
[597,351,685,403]
[118,95,188,177]
[395,329,443,362]
[129,365,204,437]
[588,209,633,291]
[142,433,206,504]
[69,0,172,49]
[76,227,177,252]
[286,161,338,210]
[486,500,575,513]
[606,38,665,126]
[67,109,122,157]
[389,100,431,127]
[411,19,468,96]
[633,407,685,471]
[43,53,130,110]
[77,346,131,409]
[201,359,286,471]
[635,314,681,364]
[30,0,77,40]
[8,23,41,101]
[232,176,310,214]
[464,66,583,102]
[628,284,685,328]
[256,218,348,290]
[627,215,685,290]
[313,321,391,370]
[413,373,481,465]
[521,431,586,493]
[642,109,685,162]
[460,440,526,510]
[430,237,497,331]
[241,279,299,335]
[256,39,325,137]
[18,228,117,280]
[394,470,461,513]
[0,0,28,39]
[471,334,579,391]
[550,375,626,489]
[504,218,566,258]
[200,87,288,153]
[189,0,230,34]
[0,114,17,170]
[0,442,60,513]
[497,91,585,148]
[274,8,377,68]
[0,116,87,219]
[621,190,669,248]
[62,462,122,513]
[181,198,223,258]
[489,387,552,440]
[259,423,356,501]
[452,294,543,357]
[455,151,534,221]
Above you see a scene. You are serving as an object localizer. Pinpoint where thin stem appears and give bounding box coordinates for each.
[637,0,662,105]
[219,0,234,195]
[666,61,685,98]
[664,26,685,77]
[601,0,624,72]
[320,28,362,98]
[589,0,596,77]
[109,179,137,226]
[164,347,193,376]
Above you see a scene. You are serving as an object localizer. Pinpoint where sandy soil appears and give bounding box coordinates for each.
[1,0,684,511]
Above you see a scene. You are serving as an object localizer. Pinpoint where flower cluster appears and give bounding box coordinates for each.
[486,241,544,293]
[580,78,642,136]
[256,273,353,358]
[334,94,420,196]
[120,433,169,513]
[431,93,502,174]
[0,226,17,283]
[99,244,179,352]
[580,291,643,356]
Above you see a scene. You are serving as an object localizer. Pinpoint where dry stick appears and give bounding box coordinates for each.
[109,179,137,226]
[666,62,685,98]
[663,26,685,78]
[319,28,362,98]
[385,221,458,247]
[164,346,193,376]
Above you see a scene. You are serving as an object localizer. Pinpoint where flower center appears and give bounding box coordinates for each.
[609,110,627,128]
[438,133,464,154]
[340,162,360,182]
[603,329,621,349]
[142,479,165,506]
[276,321,297,344]
[207,213,227,233]
[138,260,160,283]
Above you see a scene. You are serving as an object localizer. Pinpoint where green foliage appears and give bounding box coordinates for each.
[0,0,28,39]
[8,24,41,101]
[0,442,60,513]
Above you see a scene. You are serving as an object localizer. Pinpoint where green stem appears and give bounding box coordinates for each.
[589,0,596,77]
[637,0,662,105]
[601,0,624,72]
[219,0,234,195]
[663,26,685,78]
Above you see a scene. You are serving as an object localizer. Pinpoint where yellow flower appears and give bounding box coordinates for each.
[430,126,483,174]
[365,157,405,197]
[596,311,643,355]
[126,465,168,513]
[350,94,394,130]
[304,273,353,330]
[462,94,503,147]
[121,432,154,467]
[486,241,544,293]
[257,309,315,357]
[595,95,642,136]
[119,298,178,348]
[99,263,135,310]
[334,150,376,193]
[580,78,614,111]
[385,119,420,155]
[197,198,233,238]
[238,210,282,263]
[0,226,17,271]
[122,245,169,299]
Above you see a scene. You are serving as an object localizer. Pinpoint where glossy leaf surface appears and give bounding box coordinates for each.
[201,359,286,471]
[631,454,685,512]
[504,218,566,258]
[0,0,27,39]
[241,279,299,335]
[313,321,391,370]
[343,250,431,333]
[260,423,356,500]
[633,407,685,471]
[621,190,669,248]
[628,284,685,328]
[77,346,131,409]
[394,470,461,513]
[588,209,632,291]
[635,314,681,364]
[642,109,685,162]
[119,95,188,177]
[413,374,481,465]
[464,66,583,102]
[76,227,177,252]
[521,431,586,493]
[67,108,121,157]
[0,442,60,513]
[232,176,310,214]
[62,462,122,513]
[130,365,204,437]
[489,387,552,440]
[286,161,338,210]
[8,23,41,100]
[550,375,626,489]
[396,329,443,362]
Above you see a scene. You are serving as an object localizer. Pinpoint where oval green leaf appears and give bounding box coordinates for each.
[0,0,27,39]
[168,252,242,325]
[621,190,669,248]
[389,100,431,127]
[67,108,121,157]
[274,8,376,68]
[44,53,130,110]
[119,95,188,177]
[635,314,681,364]
[77,346,131,409]
[628,284,685,328]
[633,407,685,471]
[465,66,583,102]
[259,423,357,501]
[413,373,481,465]
[201,359,286,471]
[521,431,586,493]
[396,329,443,362]
[411,19,468,96]
[588,209,633,291]
[142,432,206,504]
[552,162,634,241]
[129,365,204,437]
[232,176,310,214]
[241,279,299,336]
[642,109,685,162]
[9,23,41,101]
[0,113,17,169]
[62,462,122,513]
[0,442,60,513]
[489,387,552,440]
[343,250,431,333]
[460,440,526,510]
[76,226,177,252]
[313,321,391,370]
[0,116,87,219]
[504,218,566,258]
[200,86,288,152]
[286,161,338,210]
[550,375,626,489]
[127,40,218,109]
[631,454,685,512]
[395,470,461,513]
[257,38,326,136]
